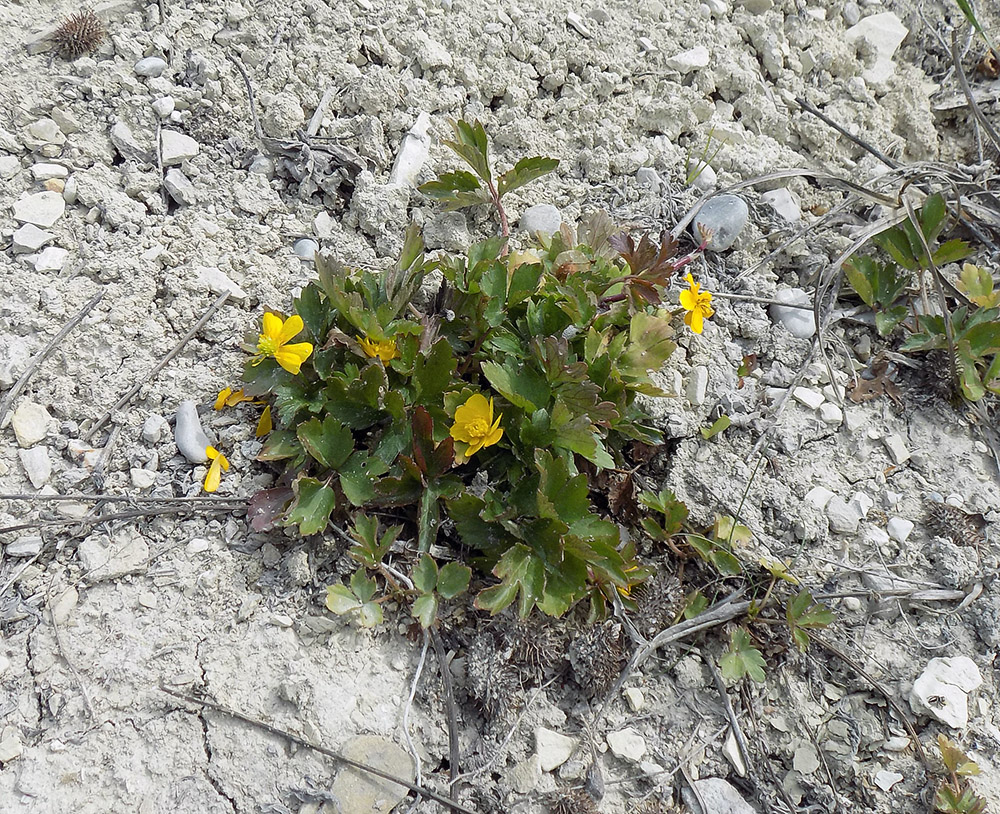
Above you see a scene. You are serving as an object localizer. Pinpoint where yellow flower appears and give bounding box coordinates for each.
[255,405,272,438]
[357,335,398,363]
[450,394,503,463]
[204,445,230,493]
[255,313,313,374]
[679,273,715,334]
[214,387,255,410]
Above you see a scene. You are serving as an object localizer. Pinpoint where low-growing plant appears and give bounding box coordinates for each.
[844,192,1000,401]
[231,120,723,625]
[935,734,987,814]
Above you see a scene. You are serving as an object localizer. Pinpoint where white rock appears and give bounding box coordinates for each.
[152,96,175,118]
[77,533,151,580]
[12,401,52,447]
[706,0,728,14]
[293,238,319,260]
[606,728,646,762]
[793,743,821,774]
[330,735,415,812]
[874,770,903,791]
[174,401,212,463]
[194,266,248,301]
[848,491,874,520]
[638,36,657,53]
[722,729,747,777]
[535,728,577,772]
[163,168,197,205]
[49,107,80,135]
[110,122,151,163]
[12,224,54,253]
[142,414,170,444]
[0,732,23,763]
[805,486,835,510]
[160,130,200,166]
[792,386,824,410]
[414,31,453,69]
[683,778,756,814]
[666,45,711,74]
[130,468,157,489]
[134,56,168,77]
[13,191,65,227]
[886,517,914,543]
[33,247,69,272]
[761,188,801,222]
[388,111,432,188]
[883,433,909,465]
[690,160,718,192]
[262,92,305,138]
[636,167,661,190]
[818,403,843,425]
[910,656,983,729]
[769,288,815,338]
[826,497,860,534]
[845,12,908,84]
[0,655,10,675]
[19,447,51,487]
[50,586,78,625]
[519,203,562,238]
[7,536,43,557]
[28,118,65,146]
[623,687,645,712]
[692,194,748,251]
[234,172,283,215]
[566,11,592,37]
[0,154,19,179]
[687,365,709,405]
[31,163,69,180]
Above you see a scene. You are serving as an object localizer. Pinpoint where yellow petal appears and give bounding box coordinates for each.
[483,423,503,448]
[450,421,476,445]
[686,309,704,334]
[277,314,305,345]
[214,387,233,410]
[455,393,490,426]
[256,405,272,438]
[261,312,283,342]
[274,342,313,374]
[203,456,222,493]
[679,288,698,311]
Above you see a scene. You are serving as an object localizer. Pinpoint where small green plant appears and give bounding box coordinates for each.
[235,120,720,624]
[685,127,724,186]
[720,628,766,684]
[935,734,987,814]
[844,193,1000,401]
[418,118,559,240]
[784,590,834,651]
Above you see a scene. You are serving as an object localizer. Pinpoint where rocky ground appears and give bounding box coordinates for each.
[1,0,999,812]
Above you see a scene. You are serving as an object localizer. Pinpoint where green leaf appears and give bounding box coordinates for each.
[535,449,590,524]
[844,256,876,306]
[297,415,354,470]
[294,283,330,345]
[481,360,550,411]
[874,227,919,271]
[339,453,390,507]
[497,156,560,198]
[875,306,908,336]
[964,321,1000,357]
[700,414,731,440]
[326,584,360,615]
[257,430,302,462]
[475,543,544,617]
[286,477,336,535]
[720,628,766,683]
[508,260,543,306]
[442,119,492,183]
[348,514,401,567]
[350,569,378,603]
[932,239,973,266]
[414,338,457,404]
[958,263,1000,307]
[418,169,481,197]
[639,489,689,534]
[920,192,947,243]
[621,310,676,378]
[412,593,438,629]
[358,601,383,628]
[683,591,708,619]
[786,590,834,651]
[413,554,439,595]
[437,562,472,599]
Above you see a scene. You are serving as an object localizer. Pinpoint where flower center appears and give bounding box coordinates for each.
[467,417,490,438]
[258,336,279,355]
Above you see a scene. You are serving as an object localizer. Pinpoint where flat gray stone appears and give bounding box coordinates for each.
[33,246,69,272]
[134,56,168,77]
[77,532,150,580]
[164,168,197,205]
[234,172,283,215]
[683,777,758,814]
[12,224,54,253]
[19,447,51,488]
[160,130,199,166]
[330,735,414,814]
[692,194,748,251]
[535,727,577,772]
[666,45,710,73]
[13,191,65,227]
[769,288,815,338]
[7,536,43,558]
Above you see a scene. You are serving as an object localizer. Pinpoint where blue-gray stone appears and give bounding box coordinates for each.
[691,195,748,251]
[293,238,319,261]
[519,203,561,238]
[134,57,168,78]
